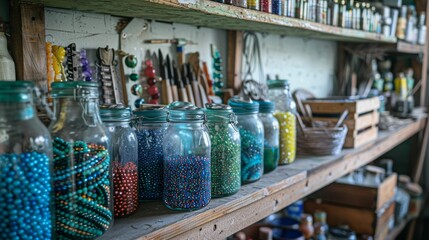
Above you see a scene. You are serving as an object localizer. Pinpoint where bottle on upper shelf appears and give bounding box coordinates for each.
[0,23,16,81]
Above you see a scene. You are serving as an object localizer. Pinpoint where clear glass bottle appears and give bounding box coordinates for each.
[205,103,241,198]
[100,105,138,218]
[49,81,113,238]
[132,105,167,201]
[0,81,52,239]
[258,101,279,174]
[163,101,211,210]
[0,30,16,81]
[268,79,297,165]
[228,98,264,184]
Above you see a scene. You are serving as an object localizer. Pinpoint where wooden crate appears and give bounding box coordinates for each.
[309,173,397,212]
[304,199,395,239]
[302,97,380,148]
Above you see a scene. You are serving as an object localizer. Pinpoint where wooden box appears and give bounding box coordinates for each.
[302,97,380,148]
[310,173,397,212]
[304,199,394,239]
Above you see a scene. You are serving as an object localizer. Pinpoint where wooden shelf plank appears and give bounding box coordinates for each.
[394,41,426,54]
[386,216,415,240]
[24,0,396,43]
[100,119,425,240]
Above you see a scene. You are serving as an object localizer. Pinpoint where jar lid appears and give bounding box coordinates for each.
[133,105,167,123]
[257,100,275,113]
[228,97,259,114]
[0,81,34,103]
[100,105,131,122]
[406,183,423,196]
[167,101,205,122]
[399,174,411,185]
[329,227,356,239]
[51,81,99,98]
[267,79,290,89]
[205,103,235,122]
[314,210,327,222]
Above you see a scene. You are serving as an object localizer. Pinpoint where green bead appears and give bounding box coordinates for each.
[125,55,138,68]
[129,73,139,81]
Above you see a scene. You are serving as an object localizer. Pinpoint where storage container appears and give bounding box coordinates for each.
[50,81,113,238]
[258,100,279,173]
[205,103,241,198]
[132,105,167,201]
[228,98,264,184]
[163,101,211,210]
[0,81,52,239]
[268,79,296,164]
[100,105,138,217]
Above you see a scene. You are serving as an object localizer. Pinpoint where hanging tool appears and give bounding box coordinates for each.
[166,54,179,101]
[65,43,79,81]
[159,49,173,104]
[182,64,195,104]
[173,61,188,102]
[97,46,122,105]
[187,63,202,107]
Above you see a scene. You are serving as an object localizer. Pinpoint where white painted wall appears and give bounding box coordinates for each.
[45,8,337,105]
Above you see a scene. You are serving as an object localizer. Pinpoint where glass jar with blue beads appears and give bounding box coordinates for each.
[0,81,53,240]
[205,103,241,198]
[49,81,113,239]
[163,101,211,211]
[228,97,264,184]
[131,105,167,201]
[100,105,138,218]
[257,100,280,174]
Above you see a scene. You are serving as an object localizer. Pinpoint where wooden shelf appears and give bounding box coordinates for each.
[100,119,425,240]
[25,0,396,43]
[386,216,415,240]
[389,41,426,54]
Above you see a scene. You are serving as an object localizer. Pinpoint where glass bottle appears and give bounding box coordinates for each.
[0,81,52,239]
[49,81,113,238]
[205,103,241,198]
[228,98,264,184]
[314,210,328,239]
[0,30,16,81]
[100,105,138,217]
[163,101,211,210]
[299,214,314,239]
[268,79,297,165]
[132,105,167,201]
[258,101,279,174]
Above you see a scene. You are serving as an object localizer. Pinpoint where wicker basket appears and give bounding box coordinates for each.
[297,121,348,156]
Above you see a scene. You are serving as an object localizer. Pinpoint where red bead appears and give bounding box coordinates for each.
[147,78,157,86]
[147,85,158,96]
[145,59,153,67]
[145,67,156,78]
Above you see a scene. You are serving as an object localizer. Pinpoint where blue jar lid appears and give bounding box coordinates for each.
[0,81,34,103]
[228,97,259,114]
[205,103,235,122]
[257,100,275,113]
[100,105,132,122]
[133,105,167,123]
[51,81,99,98]
[167,101,205,122]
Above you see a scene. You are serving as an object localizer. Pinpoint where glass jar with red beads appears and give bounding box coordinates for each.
[100,105,139,217]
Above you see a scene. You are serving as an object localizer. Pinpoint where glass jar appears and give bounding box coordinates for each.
[0,81,52,239]
[132,105,167,201]
[258,101,280,174]
[100,105,138,217]
[163,101,211,210]
[205,103,241,198]
[268,80,296,165]
[0,31,16,81]
[49,81,113,238]
[228,98,264,184]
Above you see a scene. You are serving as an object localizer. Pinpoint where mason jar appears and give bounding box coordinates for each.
[100,105,138,218]
[205,103,241,198]
[49,81,113,239]
[163,101,211,210]
[268,79,297,165]
[228,98,264,184]
[258,101,280,173]
[0,81,52,239]
[132,105,167,201]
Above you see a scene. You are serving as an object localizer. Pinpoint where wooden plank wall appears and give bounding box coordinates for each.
[10,2,47,91]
